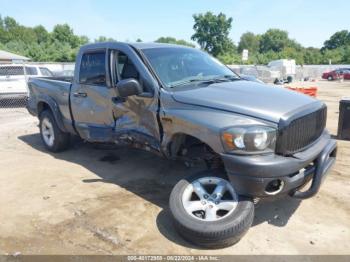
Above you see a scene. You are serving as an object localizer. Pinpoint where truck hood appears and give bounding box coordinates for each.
[171,80,320,123]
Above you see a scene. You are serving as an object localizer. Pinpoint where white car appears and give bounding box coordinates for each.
[0,64,53,99]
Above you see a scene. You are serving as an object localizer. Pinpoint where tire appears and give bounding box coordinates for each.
[328,76,333,81]
[169,170,254,248]
[39,110,70,152]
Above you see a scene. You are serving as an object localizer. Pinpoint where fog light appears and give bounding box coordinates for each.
[265,179,284,195]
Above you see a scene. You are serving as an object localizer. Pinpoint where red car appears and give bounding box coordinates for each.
[322,68,350,81]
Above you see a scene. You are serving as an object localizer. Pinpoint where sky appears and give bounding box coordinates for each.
[0,0,348,48]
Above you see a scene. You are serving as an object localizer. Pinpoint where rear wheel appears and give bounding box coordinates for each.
[39,110,70,152]
[328,75,333,81]
[169,171,254,248]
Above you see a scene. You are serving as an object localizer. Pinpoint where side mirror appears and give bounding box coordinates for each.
[116,78,142,98]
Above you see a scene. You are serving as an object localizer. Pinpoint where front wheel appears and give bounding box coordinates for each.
[169,171,254,248]
[328,75,333,81]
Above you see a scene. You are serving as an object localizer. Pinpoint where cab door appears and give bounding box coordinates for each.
[109,49,161,151]
[70,49,117,141]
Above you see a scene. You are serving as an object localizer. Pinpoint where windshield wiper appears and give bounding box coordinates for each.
[218,74,241,81]
[169,75,240,88]
[169,78,213,88]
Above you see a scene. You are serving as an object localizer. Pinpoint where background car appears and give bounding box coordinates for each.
[322,68,350,81]
[0,64,53,100]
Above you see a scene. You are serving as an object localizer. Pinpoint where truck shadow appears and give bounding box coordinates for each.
[19,133,302,249]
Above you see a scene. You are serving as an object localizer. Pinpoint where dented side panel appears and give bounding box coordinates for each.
[70,42,161,147]
[112,92,161,150]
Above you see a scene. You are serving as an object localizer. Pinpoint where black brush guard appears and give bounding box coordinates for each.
[290,139,337,199]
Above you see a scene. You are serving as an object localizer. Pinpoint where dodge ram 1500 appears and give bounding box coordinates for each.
[27,42,337,248]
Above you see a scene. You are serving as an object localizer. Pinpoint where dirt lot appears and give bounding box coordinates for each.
[0,80,349,255]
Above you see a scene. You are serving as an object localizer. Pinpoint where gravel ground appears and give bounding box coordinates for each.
[0,80,349,255]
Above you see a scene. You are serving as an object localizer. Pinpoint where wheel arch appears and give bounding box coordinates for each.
[37,96,67,133]
[165,132,224,169]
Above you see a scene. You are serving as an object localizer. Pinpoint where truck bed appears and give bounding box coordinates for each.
[27,77,73,127]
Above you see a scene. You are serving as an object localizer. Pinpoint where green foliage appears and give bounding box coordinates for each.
[320,30,350,64]
[238,32,260,53]
[0,15,114,62]
[236,27,350,65]
[321,47,347,64]
[342,46,350,64]
[216,52,240,65]
[323,30,350,50]
[94,36,117,43]
[302,47,323,65]
[33,25,49,43]
[191,12,234,57]
[79,35,90,45]
[51,24,80,48]
[0,13,349,65]
[155,37,195,47]
[259,29,301,53]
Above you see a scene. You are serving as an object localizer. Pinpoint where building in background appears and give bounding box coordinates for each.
[0,50,30,64]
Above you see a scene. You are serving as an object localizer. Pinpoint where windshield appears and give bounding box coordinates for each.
[142,47,239,88]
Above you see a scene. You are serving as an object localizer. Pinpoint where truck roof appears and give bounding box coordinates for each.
[80,41,192,52]
[130,42,190,50]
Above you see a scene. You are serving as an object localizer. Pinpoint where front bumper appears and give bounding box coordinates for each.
[221,132,337,199]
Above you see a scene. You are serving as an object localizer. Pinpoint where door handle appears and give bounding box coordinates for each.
[73,92,87,98]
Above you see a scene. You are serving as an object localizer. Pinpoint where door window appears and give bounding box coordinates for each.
[113,51,152,93]
[115,52,139,81]
[79,51,106,85]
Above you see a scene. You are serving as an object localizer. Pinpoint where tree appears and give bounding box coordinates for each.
[3,16,17,31]
[1,14,349,65]
[94,36,117,42]
[323,30,350,50]
[342,46,350,63]
[2,16,37,44]
[238,32,260,53]
[51,24,80,48]
[33,25,49,43]
[79,35,89,45]
[136,38,142,42]
[0,15,7,43]
[155,36,195,47]
[216,52,240,65]
[322,48,343,64]
[302,47,322,65]
[0,15,3,29]
[191,12,234,56]
[259,29,301,53]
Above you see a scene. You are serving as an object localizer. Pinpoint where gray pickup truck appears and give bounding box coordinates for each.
[27,42,337,248]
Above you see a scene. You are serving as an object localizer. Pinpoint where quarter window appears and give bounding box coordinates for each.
[79,52,106,85]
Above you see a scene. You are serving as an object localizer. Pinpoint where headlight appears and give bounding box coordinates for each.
[221,126,276,154]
